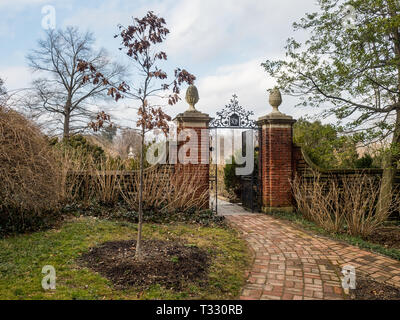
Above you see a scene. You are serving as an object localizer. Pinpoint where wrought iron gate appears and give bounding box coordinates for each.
[209,95,261,213]
[240,129,261,212]
[209,133,218,213]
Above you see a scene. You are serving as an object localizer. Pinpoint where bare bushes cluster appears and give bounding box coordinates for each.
[60,148,97,207]
[0,105,62,233]
[292,172,399,237]
[60,139,209,214]
[63,154,210,215]
[60,151,125,207]
[0,103,212,234]
[93,158,123,206]
[121,167,208,214]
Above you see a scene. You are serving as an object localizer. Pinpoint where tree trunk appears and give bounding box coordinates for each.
[377,3,400,218]
[377,155,396,216]
[135,126,145,260]
[377,109,400,216]
[63,112,70,140]
[63,101,72,140]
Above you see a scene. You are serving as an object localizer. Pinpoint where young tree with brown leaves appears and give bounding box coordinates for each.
[78,11,195,259]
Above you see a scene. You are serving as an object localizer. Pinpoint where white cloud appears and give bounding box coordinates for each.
[93,58,273,129]
[0,20,15,38]
[0,0,54,9]
[61,0,318,62]
[0,0,321,129]
[58,0,320,125]
[0,65,33,91]
[61,1,166,48]
[101,57,315,129]
[0,0,61,38]
[172,57,308,121]
[196,58,273,118]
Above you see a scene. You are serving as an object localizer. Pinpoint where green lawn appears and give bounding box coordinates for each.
[0,217,251,300]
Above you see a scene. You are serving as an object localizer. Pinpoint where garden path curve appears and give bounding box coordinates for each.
[223,209,400,300]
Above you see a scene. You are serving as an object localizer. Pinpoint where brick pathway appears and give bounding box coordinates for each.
[226,214,400,300]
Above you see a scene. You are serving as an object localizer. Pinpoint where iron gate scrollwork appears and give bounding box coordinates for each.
[210,94,258,129]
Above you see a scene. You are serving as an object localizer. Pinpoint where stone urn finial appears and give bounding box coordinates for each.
[128,146,134,159]
[185,84,199,112]
[269,87,282,113]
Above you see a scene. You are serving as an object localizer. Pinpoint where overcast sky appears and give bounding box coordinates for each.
[0,0,320,128]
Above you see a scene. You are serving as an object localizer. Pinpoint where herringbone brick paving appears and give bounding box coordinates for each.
[226,214,400,300]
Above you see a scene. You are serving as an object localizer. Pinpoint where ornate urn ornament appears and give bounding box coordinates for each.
[269,87,282,113]
[185,84,199,112]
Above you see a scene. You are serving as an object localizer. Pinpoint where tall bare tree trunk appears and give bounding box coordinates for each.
[63,100,72,140]
[63,111,70,140]
[135,126,145,260]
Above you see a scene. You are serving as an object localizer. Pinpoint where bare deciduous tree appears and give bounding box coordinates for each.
[26,27,126,139]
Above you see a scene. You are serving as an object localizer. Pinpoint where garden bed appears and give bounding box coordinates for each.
[80,240,210,290]
[62,203,225,227]
[349,275,400,300]
[365,226,400,250]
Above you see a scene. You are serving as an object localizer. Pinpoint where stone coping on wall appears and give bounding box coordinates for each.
[174,110,212,128]
[68,164,175,176]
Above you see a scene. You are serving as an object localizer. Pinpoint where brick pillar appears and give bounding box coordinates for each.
[257,88,296,213]
[174,85,211,209]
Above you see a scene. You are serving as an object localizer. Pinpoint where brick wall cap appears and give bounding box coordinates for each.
[257,115,296,126]
[174,110,211,123]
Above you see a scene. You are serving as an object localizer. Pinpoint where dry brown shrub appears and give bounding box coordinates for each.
[341,175,398,236]
[60,148,96,207]
[63,154,126,207]
[93,157,123,206]
[292,171,399,237]
[121,166,208,214]
[292,172,343,233]
[0,104,61,230]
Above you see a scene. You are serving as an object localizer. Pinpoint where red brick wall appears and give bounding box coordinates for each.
[261,125,294,208]
[175,125,210,208]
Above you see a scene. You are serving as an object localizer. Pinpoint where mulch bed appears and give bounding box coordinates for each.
[349,275,400,300]
[80,240,210,290]
[365,226,400,250]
